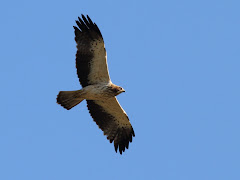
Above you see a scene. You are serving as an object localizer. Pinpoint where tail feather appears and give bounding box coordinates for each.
[57,90,84,110]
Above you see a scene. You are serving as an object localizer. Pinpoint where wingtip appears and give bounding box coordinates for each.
[132,128,135,137]
[86,15,93,25]
[114,144,118,153]
[126,142,129,149]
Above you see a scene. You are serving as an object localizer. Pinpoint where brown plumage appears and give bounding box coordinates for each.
[57,15,135,154]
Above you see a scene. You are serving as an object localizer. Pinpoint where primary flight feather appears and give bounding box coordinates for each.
[57,15,135,154]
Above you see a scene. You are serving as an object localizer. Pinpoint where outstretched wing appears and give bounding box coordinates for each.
[87,97,135,154]
[74,15,111,87]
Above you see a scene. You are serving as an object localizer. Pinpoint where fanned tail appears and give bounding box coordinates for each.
[57,90,84,110]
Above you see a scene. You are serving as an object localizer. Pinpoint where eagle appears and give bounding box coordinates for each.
[57,15,135,154]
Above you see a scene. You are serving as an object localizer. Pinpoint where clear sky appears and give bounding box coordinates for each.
[1,0,240,179]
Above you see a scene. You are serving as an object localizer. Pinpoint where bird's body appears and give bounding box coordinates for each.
[57,15,134,154]
[81,83,116,100]
[58,83,124,104]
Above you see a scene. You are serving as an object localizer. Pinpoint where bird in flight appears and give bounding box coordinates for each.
[57,15,135,154]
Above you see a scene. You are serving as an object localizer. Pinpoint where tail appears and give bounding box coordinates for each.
[57,90,84,110]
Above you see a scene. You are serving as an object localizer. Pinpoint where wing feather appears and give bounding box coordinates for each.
[87,97,135,154]
[74,15,110,87]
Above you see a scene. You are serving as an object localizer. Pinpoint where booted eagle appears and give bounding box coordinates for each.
[57,15,135,154]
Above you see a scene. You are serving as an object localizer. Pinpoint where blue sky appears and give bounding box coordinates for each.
[1,0,240,179]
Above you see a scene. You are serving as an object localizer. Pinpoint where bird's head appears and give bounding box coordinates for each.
[111,85,125,96]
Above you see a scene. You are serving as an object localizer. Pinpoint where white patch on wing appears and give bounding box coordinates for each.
[88,38,111,84]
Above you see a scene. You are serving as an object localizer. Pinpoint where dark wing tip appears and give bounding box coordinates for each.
[74,14,102,38]
[113,127,135,154]
[87,15,94,24]
[115,144,118,153]
[81,14,87,20]
[132,127,135,137]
